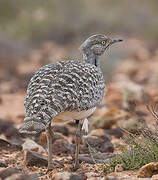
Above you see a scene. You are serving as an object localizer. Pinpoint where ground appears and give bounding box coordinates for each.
[0,39,157,180]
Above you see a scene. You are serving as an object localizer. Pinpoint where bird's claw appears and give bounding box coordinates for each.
[46,165,54,173]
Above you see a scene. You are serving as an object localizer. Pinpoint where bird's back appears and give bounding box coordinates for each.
[20,60,105,134]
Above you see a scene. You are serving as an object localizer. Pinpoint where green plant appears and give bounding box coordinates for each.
[103,103,158,174]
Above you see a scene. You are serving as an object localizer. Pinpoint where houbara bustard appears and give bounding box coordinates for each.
[19,34,122,171]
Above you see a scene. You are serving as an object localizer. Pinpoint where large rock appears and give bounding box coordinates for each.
[24,151,47,167]
[0,167,21,179]
[24,151,64,168]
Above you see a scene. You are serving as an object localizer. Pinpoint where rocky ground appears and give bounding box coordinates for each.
[0,40,157,180]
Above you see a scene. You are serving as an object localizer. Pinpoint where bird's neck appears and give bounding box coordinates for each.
[83,50,100,68]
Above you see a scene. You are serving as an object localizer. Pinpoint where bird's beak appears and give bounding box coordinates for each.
[105,38,123,50]
[111,38,123,44]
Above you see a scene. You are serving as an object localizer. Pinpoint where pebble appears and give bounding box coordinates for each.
[137,162,158,178]
[88,129,105,137]
[104,128,123,138]
[0,118,23,143]
[24,150,64,168]
[0,160,8,168]
[84,134,114,153]
[114,164,124,172]
[52,139,74,155]
[72,153,114,164]
[152,174,158,180]
[22,138,45,154]
[86,172,104,180]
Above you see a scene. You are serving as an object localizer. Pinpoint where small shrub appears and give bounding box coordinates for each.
[103,103,158,174]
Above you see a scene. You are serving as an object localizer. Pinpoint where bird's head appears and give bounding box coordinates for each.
[80,34,123,56]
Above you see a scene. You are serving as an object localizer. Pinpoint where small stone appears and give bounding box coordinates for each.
[5,173,39,180]
[0,118,22,142]
[52,172,70,180]
[86,172,103,180]
[137,162,158,178]
[25,150,48,167]
[84,134,114,153]
[89,128,123,139]
[114,164,124,172]
[87,178,104,180]
[52,139,74,155]
[105,173,135,180]
[0,119,14,135]
[72,153,114,164]
[53,125,69,136]
[104,175,119,180]
[104,128,123,138]
[0,160,8,167]
[89,129,105,137]
[0,138,22,151]
[52,172,83,180]
[22,139,45,153]
[152,174,158,180]
[0,167,21,179]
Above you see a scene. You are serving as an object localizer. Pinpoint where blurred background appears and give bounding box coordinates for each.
[0,0,158,83]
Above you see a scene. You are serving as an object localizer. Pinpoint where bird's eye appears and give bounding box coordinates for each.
[101,41,106,45]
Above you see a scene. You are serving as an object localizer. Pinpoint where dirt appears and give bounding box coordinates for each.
[0,39,157,179]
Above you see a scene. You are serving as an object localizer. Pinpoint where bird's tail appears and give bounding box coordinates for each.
[19,116,47,135]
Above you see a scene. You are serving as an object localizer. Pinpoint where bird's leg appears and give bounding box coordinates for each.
[46,122,54,172]
[74,120,82,170]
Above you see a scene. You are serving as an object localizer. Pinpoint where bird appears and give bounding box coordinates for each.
[19,34,122,171]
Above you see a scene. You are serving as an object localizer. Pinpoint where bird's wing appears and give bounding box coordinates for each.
[24,60,105,118]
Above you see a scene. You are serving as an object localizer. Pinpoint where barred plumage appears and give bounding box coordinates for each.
[19,34,122,171]
[20,60,105,134]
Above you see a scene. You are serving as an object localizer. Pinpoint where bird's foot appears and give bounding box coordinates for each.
[71,163,81,171]
[46,164,54,173]
[46,161,64,173]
